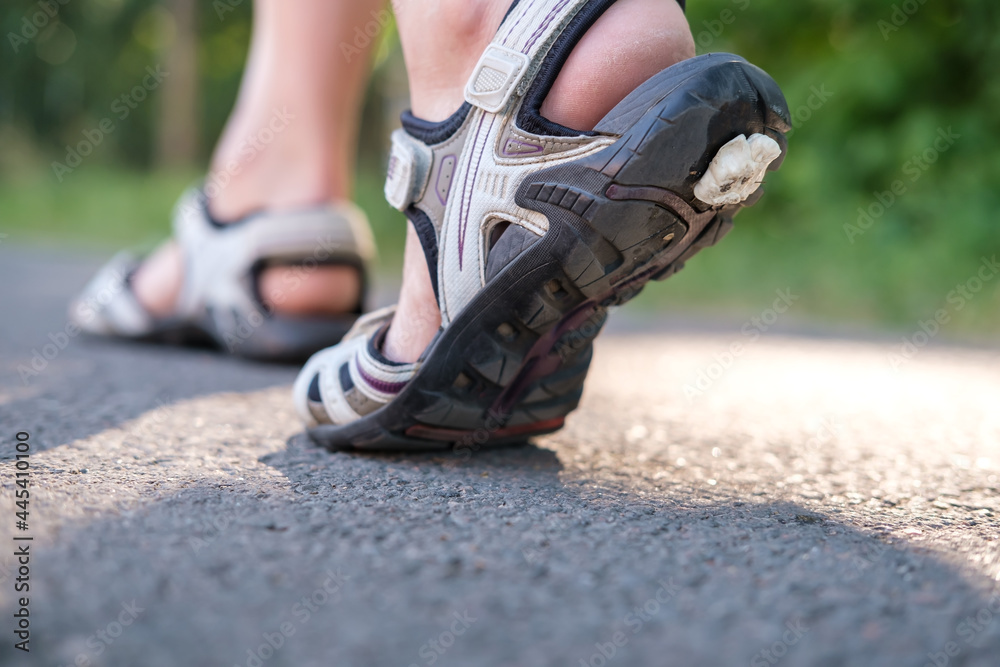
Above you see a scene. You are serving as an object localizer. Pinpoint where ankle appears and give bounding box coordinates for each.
[396,0,509,121]
[382,0,695,362]
[382,226,442,363]
[541,0,694,131]
[400,0,692,128]
[206,109,350,220]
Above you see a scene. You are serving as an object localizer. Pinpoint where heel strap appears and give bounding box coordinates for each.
[385,0,611,213]
[172,188,374,325]
[297,306,420,427]
[384,0,624,327]
[464,0,591,114]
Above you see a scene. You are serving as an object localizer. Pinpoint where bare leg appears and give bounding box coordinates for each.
[383,0,694,362]
[133,0,385,318]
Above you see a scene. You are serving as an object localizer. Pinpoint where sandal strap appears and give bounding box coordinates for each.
[308,0,621,430]
[295,306,420,428]
[385,130,434,212]
[172,188,375,335]
[465,0,591,113]
[69,251,154,336]
[385,0,621,327]
[384,0,600,214]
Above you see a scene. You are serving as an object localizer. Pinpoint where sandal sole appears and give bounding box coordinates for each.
[308,54,790,451]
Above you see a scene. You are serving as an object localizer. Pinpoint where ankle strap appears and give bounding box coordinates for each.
[385,0,621,211]
[465,0,594,114]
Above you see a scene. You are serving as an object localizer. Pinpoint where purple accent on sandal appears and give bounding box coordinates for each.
[457,114,495,271]
[503,139,544,156]
[523,0,572,54]
[605,184,714,226]
[436,154,458,205]
[503,0,537,45]
[357,365,410,396]
[492,185,721,418]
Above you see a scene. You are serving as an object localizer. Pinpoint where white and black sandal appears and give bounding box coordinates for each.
[69,188,375,362]
[295,0,790,449]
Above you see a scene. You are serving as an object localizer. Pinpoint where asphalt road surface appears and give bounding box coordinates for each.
[1,245,998,667]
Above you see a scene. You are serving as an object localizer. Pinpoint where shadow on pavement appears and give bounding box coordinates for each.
[0,246,298,453]
[4,433,998,667]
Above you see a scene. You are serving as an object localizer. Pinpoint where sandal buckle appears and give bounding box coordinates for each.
[384,129,433,211]
[464,45,530,114]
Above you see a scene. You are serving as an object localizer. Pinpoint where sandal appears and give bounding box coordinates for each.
[69,187,376,362]
[294,0,790,449]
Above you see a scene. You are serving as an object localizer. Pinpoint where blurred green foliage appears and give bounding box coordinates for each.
[1,0,998,337]
[1,0,250,166]
[645,0,1000,336]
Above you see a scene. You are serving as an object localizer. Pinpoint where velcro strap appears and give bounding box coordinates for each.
[384,128,433,211]
[464,45,530,113]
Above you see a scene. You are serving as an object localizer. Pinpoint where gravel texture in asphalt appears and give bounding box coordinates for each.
[1,246,998,667]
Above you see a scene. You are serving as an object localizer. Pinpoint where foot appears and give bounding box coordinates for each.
[132,115,363,319]
[382,0,694,362]
[131,235,361,320]
[131,0,383,320]
[294,0,788,444]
